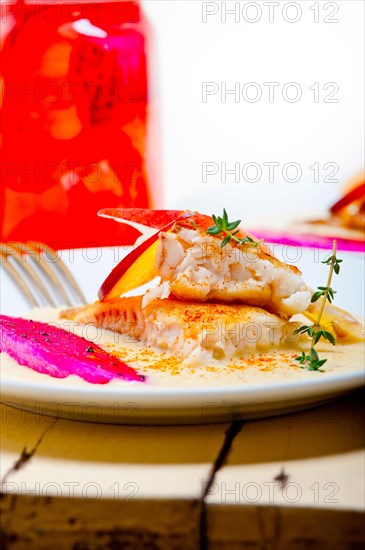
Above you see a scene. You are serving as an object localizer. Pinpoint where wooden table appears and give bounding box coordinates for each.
[1,389,364,549]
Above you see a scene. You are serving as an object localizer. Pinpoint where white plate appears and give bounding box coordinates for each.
[1,246,364,424]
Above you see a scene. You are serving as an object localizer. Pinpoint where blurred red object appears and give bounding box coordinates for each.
[0,0,154,248]
[329,178,365,231]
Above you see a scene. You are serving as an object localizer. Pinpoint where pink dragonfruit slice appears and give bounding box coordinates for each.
[0,315,145,384]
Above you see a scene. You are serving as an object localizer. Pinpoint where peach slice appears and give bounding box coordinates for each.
[98,213,191,300]
[97,209,273,300]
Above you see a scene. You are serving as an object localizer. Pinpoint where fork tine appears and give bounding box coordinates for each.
[0,247,41,307]
[1,241,87,308]
[25,243,73,307]
[6,243,57,307]
[30,242,87,306]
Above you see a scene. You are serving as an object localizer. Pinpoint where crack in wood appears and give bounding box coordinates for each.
[0,417,58,537]
[273,507,282,550]
[199,420,245,550]
[256,506,268,550]
[256,506,283,550]
[0,418,58,487]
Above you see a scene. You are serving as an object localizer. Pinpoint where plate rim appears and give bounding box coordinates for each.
[1,245,364,416]
[2,365,364,403]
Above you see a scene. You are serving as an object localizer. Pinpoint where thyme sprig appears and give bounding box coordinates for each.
[322,253,342,274]
[311,286,336,304]
[295,349,328,371]
[294,240,341,371]
[294,325,335,346]
[207,209,263,249]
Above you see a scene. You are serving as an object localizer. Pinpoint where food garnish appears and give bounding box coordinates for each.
[207,208,263,248]
[0,315,145,384]
[294,241,341,371]
[98,213,192,300]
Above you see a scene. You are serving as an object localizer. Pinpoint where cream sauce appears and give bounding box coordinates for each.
[0,307,364,388]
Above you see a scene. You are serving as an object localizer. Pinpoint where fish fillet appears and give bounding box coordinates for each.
[61,296,302,365]
[152,214,312,318]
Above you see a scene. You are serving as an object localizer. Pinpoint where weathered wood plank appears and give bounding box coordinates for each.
[0,496,201,550]
[206,505,365,550]
[1,404,229,500]
[0,403,229,548]
[2,391,364,549]
[205,391,365,548]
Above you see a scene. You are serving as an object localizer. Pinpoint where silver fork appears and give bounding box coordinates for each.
[0,242,87,308]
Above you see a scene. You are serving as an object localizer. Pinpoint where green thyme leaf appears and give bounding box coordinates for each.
[207,209,263,249]
[293,240,340,372]
[221,236,231,248]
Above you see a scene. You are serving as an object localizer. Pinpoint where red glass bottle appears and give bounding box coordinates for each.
[1,0,153,247]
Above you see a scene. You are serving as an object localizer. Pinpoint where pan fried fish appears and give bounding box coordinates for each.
[153,214,311,319]
[62,296,302,365]
[97,209,363,340]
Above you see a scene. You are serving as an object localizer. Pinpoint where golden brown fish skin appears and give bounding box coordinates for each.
[143,298,293,340]
[154,222,311,318]
[61,296,146,340]
[61,297,302,363]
